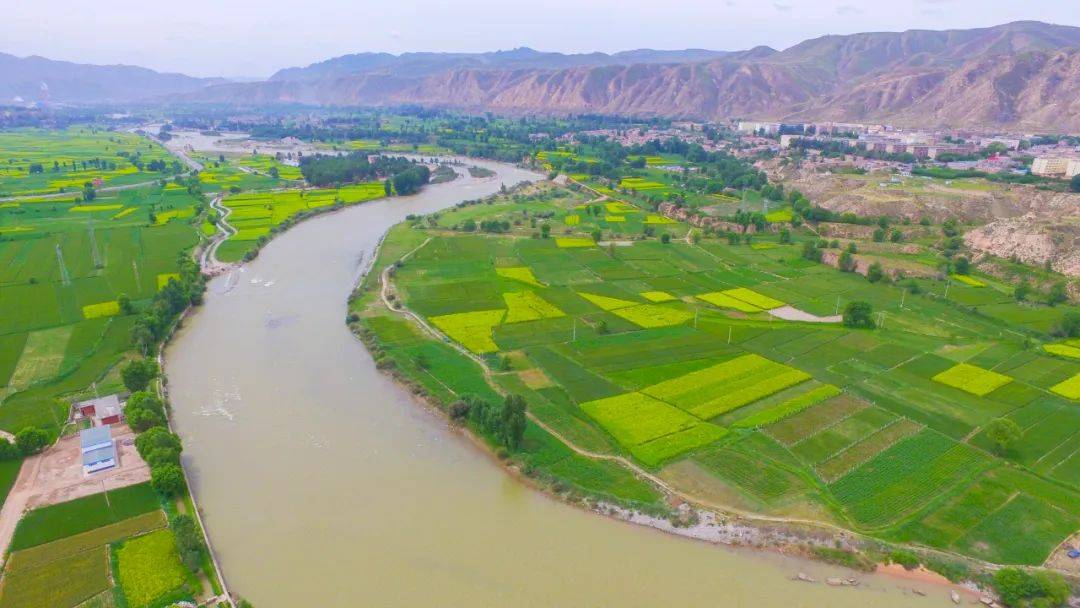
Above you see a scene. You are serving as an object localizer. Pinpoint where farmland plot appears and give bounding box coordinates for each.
[643,354,810,419]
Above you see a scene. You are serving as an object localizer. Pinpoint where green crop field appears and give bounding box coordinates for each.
[10,483,160,551]
[932,363,1013,396]
[115,529,190,608]
[0,128,209,435]
[216,182,384,261]
[0,128,177,197]
[366,180,1080,566]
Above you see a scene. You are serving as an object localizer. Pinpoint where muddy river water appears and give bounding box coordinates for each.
[165,160,942,606]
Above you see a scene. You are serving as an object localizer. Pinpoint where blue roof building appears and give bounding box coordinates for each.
[79,426,116,474]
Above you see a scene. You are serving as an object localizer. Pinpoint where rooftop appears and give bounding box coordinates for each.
[79,425,112,451]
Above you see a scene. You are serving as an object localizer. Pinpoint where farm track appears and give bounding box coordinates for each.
[372,238,989,558]
[200,194,238,276]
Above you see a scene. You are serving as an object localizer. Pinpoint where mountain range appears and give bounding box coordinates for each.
[3,21,1080,131]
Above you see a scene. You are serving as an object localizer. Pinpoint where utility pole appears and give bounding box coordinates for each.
[694,307,698,329]
[88,218,102,269]
[727,325,732,344]
[944,280,951,300]
[572,317,576,341]
[835,295,841,315]
[56,244,71,286]
[132,260,140,287]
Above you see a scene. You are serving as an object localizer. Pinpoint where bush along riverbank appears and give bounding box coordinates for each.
[344,184,1077,607]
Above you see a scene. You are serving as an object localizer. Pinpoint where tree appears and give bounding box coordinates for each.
[127,407,165,433]
[993,568,1068,608]
[118,294,134,315]
[171,514,206,573]
[121,359,159,392]
[0,439,19,461]
[268,166,279,179]
[1014,279,1030,302]
[1047,282,1068,306]
[540,223,551,239]
[867,262,884,283]
[872,228,885,242]
[838,250,856,272]
[843,301,875,329]
[501,395,527,451]
[660,233,671,244]
[953,256,970,275]
[15,427,48,455]
[985,418,1021,455]
[135,427,182,460]
[145,447,181,468]
[1052,310,1080,338]
[802,240,822,262]
[151,463,186,496]
[1070,174,1080,193]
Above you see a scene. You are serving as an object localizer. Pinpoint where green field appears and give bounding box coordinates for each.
[0,128,178,197]
[115,530,190,608]
[216,182,384,260]
[361,181,1080,566]
[0,129,206,433]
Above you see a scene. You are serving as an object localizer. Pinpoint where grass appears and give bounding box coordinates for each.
[115,530,189,608]
[932,363,1012,396]
[11,483,160,551]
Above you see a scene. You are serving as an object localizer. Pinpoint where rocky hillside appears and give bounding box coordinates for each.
[185,21,1080,131]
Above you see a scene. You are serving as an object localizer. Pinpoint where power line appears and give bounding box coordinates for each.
[56,243,71,286]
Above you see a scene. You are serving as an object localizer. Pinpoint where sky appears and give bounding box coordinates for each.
[2,0,1077,78]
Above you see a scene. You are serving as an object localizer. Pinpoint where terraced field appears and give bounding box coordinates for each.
[362,182,1080,566]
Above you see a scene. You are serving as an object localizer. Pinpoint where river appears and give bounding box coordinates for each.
[165,160,939,607]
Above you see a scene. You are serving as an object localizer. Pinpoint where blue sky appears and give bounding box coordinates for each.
[2,0,1077,77]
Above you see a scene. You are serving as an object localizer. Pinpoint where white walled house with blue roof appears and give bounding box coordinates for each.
[80,426,117,474]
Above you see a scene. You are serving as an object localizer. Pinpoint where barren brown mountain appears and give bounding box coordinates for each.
[181,21,1080,131]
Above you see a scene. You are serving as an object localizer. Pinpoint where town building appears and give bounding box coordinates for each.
[79,426,117,474]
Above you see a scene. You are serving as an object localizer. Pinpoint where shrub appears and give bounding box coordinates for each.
[992,568,1068,608]
[985,418,1022,455]
[889,549,920,570]
[843,301,875,329]
[15,427,48,455]
[0,438,20,461]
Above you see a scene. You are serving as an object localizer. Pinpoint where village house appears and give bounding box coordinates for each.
[71,394,126,426]
[79,425,117,474]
